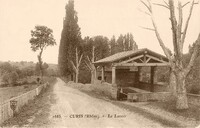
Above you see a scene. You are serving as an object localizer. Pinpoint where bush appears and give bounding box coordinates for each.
[2,71,19,86]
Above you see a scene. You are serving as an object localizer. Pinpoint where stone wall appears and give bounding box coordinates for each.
[137,82,170,92]
[127,92,173,102]
[0,83,48,125]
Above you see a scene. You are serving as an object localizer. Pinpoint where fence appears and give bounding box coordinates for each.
[0,83,48,125]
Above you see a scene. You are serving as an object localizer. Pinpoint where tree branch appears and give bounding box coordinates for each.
[140,0,151,12]
[92,46,95,63]
[182,1,190,8]
[76,47,78,68]
[141,0,173,63]
[70,60,77,73]
[84,60,92,71]
[169,0,181,60]
[139,26,155,31]
[182,1,198,8]
[87,56,92,63]
[78,54,83,68]
[163,0,169,7]
[181,0,195,48]
[177,1,183,53]
[138,8,151,16]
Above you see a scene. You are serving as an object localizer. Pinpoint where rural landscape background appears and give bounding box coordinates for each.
[1,0,200,127]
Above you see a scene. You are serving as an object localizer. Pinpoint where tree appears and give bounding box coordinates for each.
[141,0,200,109]
[93,36,110,61]
[124,33,130,51]
[29,25,56,78]
[85,45,96,84]
[0,62,13,74]
[70,48,83,83]
[124,33,138,51]
[82,36,110,83]
[58,0,82,76]
[116,34,124,52]
[129,33,138,51]
[0,62,19,86]
[82,37,96,83]
[110,36,117,55]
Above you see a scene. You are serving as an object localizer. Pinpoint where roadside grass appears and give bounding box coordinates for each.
[150,100,200,121]
[61,78,200,128]
[1,77,57,127]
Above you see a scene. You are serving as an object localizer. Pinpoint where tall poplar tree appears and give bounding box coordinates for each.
[58,0,81,76]
[110,36,117,55]
[129,33,138,51]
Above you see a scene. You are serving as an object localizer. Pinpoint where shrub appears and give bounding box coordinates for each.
[2,71,19,86]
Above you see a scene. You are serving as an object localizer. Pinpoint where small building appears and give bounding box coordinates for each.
[93,48,170,100]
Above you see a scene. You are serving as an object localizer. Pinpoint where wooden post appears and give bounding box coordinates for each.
[153,66,157,84]
[111,66,118,100]
[112,66,116,86]
[101,66,105,82]
[135,67,141,87]
[138,67,142,81]
[150,66,155,92]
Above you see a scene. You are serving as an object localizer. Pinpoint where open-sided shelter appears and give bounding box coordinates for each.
[93,48,170,99]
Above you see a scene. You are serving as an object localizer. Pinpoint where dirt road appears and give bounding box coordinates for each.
[43,78,164,127]
[3,78,164,127]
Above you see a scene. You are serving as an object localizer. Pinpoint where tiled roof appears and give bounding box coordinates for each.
[93,48,168,65]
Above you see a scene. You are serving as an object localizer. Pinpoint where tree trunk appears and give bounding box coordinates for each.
[75,70,79,83]
[175,71,188,109]
[91,70,94,84]
[37,54,43,80]
[37,47,44,80]
[91,67,97,84]
[169,70,176,96]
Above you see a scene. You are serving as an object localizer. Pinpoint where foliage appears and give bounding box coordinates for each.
[79,36,110,83]
[29,26,56,52]
[58,0,82,76]
[82,36,110,62]
[110,36,117,55]
[111,33,138,54]
[0,62,13,74]
[2,71,19,86]
[184,50,200,94]
[93,36,110,61]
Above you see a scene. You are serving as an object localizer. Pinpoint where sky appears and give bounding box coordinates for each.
[0,0,199,64]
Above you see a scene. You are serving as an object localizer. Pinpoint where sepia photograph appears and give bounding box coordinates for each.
[0,0,200,127]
